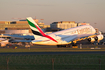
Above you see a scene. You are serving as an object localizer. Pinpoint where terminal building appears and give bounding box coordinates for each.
[50,21,90,32]
[50,21,77,30]
[0,19,50,34]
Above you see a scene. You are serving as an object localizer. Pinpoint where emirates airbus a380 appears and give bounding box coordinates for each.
[27,17,103,47]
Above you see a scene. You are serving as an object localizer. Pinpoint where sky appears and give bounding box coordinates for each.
[0,0,105,32]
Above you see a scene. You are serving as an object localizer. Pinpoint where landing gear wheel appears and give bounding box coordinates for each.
[57,45,60,48]
[66,44,71,47]
[72,43,77,46]
[57,45,66,48]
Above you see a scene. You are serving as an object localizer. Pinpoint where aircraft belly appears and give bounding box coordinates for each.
[32,40,57,45]
[32,40,68,46]
[32,42,57,45]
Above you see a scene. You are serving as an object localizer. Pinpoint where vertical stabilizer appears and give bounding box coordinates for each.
[27,17,58,43]
[27,17,44,39]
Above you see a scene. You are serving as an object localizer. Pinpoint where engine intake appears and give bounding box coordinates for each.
[95,35,103,41]
[88,38,95,42]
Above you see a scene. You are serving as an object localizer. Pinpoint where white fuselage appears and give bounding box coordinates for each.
[32,25,96,45]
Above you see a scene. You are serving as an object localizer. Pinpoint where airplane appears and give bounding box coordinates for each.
[0,38,9,47]
[26,17,103,47]
[3,34,35,43]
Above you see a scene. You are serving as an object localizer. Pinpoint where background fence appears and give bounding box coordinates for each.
[0,54,105,70]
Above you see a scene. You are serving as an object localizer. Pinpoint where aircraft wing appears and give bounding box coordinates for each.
[9,40,32,42]
[57,34,95,43]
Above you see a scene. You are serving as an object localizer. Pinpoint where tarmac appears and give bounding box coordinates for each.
[0,45,105,55]
[0,51,105,55]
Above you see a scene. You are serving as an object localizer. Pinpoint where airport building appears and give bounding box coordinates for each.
[50,21,77,30]
[77,23,90,26]
[0,19,50,34]
[50,21,90,31]
[0,19,44,30]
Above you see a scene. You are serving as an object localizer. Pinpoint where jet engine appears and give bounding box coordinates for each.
[88,37,95,42]
[88,34,103,43]
[95,35,103,41]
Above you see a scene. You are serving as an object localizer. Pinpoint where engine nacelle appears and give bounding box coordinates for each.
[95,35,103,41]
[88,37,95,42]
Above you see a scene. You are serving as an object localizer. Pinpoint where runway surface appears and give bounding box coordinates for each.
[0,51,105,55]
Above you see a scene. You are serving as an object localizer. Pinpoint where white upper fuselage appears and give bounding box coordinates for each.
[32,25,96,45]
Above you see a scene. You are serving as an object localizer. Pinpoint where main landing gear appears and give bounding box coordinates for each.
[57,44,71,48]
[57,41,77,48]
